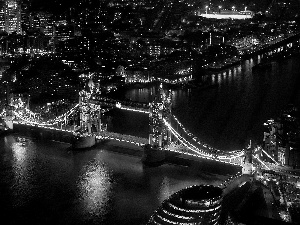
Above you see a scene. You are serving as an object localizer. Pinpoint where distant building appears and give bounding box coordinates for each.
[3,0,22,34]
[53,21,74,41]
[33,12,53,36]
[263,106,300,168]
[198,10,253,20]
[0,4,5,32]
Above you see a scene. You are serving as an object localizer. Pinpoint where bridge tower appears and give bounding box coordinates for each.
[149,83,172,148]
[3,94,14,130]
[73,78,101,149]
[78,78,101,134]
[3,92,30,130]
[242,140,254,174]
[143,84,172,166]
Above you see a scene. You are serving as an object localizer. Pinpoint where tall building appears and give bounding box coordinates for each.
[263,106,300,167]
[3,0,22,34]
[0,1,5,31]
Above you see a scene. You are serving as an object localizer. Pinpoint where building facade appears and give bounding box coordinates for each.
[263,106,300,168]
[2,0,22,34]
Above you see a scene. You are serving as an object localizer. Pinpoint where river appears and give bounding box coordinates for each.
[0,135,231,225]
[118,54,300,150]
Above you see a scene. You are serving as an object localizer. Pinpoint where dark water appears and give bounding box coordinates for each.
[0,135,229,225]
[1,54,300,225]
[122,54,300,150]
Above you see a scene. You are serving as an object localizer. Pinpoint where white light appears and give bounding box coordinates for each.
[262,149,280,165]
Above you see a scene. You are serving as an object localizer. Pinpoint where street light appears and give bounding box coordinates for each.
[232,6,235,11]
[205,5,208,14]
[218,5,222,13]
[245,6,247,11]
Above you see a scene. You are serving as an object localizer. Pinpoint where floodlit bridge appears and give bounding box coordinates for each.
[0,81,294,175]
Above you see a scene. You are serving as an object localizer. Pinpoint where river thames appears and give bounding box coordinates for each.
[1,53,300,224]
[118,54,300,150]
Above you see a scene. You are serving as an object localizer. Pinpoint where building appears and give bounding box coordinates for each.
[148,185,223,224]
[263,106,300,168]
[198,10,253,20]
[3,0,22,34]
[0,2,5,32]
[53,21,74,41]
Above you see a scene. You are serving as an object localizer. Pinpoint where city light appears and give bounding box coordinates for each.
[1,1,300,224]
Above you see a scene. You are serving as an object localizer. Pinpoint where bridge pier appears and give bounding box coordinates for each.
[72,134,96,149]
[142,144,166,166]
[143,84,172,166]
[242,141,254,175]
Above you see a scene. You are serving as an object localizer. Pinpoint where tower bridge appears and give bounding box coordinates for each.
[0,80,297,177]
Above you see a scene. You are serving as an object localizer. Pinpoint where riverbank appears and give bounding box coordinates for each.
[204,33,300,72]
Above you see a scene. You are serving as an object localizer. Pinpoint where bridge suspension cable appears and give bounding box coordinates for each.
[13,104,79,126]
[171,114,244,159]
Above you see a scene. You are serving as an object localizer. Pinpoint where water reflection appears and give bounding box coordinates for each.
[77,159,113,218]
[158,176,171,202]
[125,86,156,102]
[0,135,238,224]
[11,137,28,163]
[257,55,261,64]
[4,136,36,206]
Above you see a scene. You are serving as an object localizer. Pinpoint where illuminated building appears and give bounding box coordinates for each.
[21,12,54,36]
[208,32,225,45]
[3,0,22,34]
[124,67,151,84]
[53,21,74,41]
[198,10,253,20]
[32,12,54,36]
[0,4,5,32]
[148,185,223,225]
[263,106,300,167]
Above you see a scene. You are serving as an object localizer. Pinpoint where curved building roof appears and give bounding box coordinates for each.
[180,185,223,201]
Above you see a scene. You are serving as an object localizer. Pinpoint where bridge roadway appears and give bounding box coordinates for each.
[13,120,148,146]
[96,130,148,146]
[10,115,300,182]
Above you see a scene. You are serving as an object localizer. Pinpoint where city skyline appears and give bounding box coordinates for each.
[0,0,300,224]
